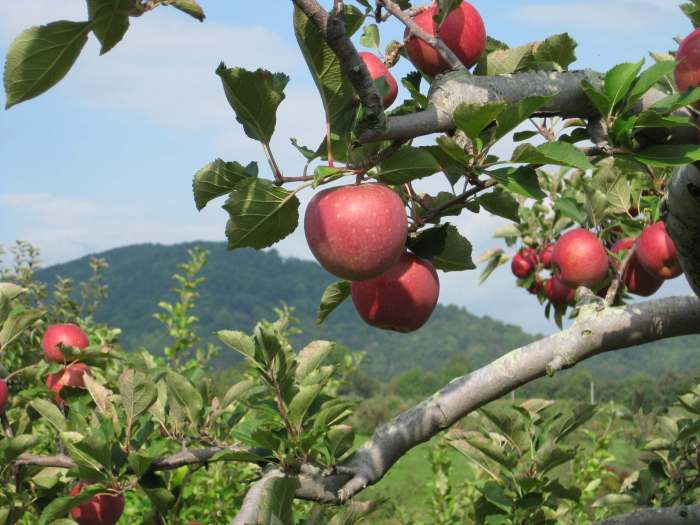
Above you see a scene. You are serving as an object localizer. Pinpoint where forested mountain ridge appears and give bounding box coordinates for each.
[35,242,700,384]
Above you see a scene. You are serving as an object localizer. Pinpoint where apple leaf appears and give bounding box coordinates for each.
[216,64,289,145]
[0,435,39,463]
[554,197,588,224]
[316,281,351,325]
[604,60,644,111]
[289,384,324,433]
[139,473,177,513]
[165,370,203,427]
[4,21,91,109]
[360,24,380,49]
[434,0,462,28]
[256,474,299,525]
[482,42,536,75]
[118,369,157,430]
[581,79,611,117]
[408,224,475,272]
[480,189,520,223]
[628,144,700,167]
[223,178,300,250]
[378,146,441,184]
[0,307,44,351]
[488,167,546,200]
[296,341,335,382]
[162,0,205,21]
[30,399,67,432]
[192,159,258,210]
[478,249,509,284]
[511,142,594,171]
[532,33,578,71]
[494,95,552,141]
[87,0,131,54]
[648,87,700,112]
[38,484,108,525]
[625,60,677,110]
[453,102,507,141]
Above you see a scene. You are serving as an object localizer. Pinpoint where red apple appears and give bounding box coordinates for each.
[42,323,89,363]
[0,379,7,414]
[528,277,543,295]
[305,183,407,280]
[404,2,486,76]
[359,52,398,109]
[540,243,555,269]
[511,247,538,278]
[611,238,663,297]
[544,276,576,306]
[70,482,125,525]
[551,229,609,288]
[675,28,700,106]
[351,252,439,332]
[45,363,92,405]
[635,222,683,280]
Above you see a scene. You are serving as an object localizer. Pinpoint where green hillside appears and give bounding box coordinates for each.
[36,242,700,387]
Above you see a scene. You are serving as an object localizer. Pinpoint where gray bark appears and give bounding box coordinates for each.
[596,505,700,525]
[667,164,700,296]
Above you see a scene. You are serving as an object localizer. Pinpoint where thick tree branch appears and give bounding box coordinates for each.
[666,163,700,297]
[292,0,386,133]
[596,505,700,525]
[295,295,700,502]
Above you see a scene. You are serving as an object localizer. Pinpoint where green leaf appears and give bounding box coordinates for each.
[360,24,380,49]
[216,64,288,144]
[220,379,257,411]
[453,102,507,141]
[534,442,575,475]
[139,474,176,513]
[604,60,644,111]
[223,178,300,250]
[316,281,351,324]
[162,0,205,21]
[256,474,299,525]
[434,0,463,27]
[0,434,39,463]
[30,399,67,432]
[378,146,441,184]
[127,452,155,478]
[192,159,257,210]
[289,384,324,432]
[649,87,700,112]
[554,197,588,224]
[0,307,43,350]
[4,21,91,109]
[296,341,334,382]
[218,330,256,360]
[533,33,577,71]
[626,59,677,109]
[38,485,107,525]
[62,432,108,477]
[494,95,552,141]
[480,189,520,223]
[512,142,593,171]
[581,79,611,116]
[326,424,355,460]
[408,224,475,272]
[488,167,546,200]
[118,369,157,428]
[165,370,204,427]
[87,0,131,54]
[478,249,509,284]
[629,144,700,166]
[483,43,535,75]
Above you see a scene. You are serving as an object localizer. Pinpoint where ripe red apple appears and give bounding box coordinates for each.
[551,229,609,288]
[511,247,538,278]
[359,52,398,109]
[675,28,700,105]
[540,243,555,269]
[45,363,92,405]
[528,277,543,295]
[544,276,576,306]
[404,2,486,76]
[42,323,89,363]
[305,183,407,281]
[0,379,7,414]
[70,482,125,525]
[351,252,439,332]
[611,238,663,297]
[635,222,683,280]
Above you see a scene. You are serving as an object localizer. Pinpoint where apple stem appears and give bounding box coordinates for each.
[606,247,635,306]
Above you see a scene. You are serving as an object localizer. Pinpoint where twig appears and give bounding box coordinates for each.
[345,140,406,170]
[413,179,497,229]
[605,247,635,306]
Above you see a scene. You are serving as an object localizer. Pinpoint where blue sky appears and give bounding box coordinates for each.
[0,1,694,334]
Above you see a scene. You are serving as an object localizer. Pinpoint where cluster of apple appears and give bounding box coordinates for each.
[359,2,486,110]
[511,223,683,307]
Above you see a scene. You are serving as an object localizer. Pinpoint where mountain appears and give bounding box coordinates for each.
[35,242,700,384]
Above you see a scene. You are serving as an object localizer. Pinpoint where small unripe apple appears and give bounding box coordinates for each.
[540,243,555,269]
[359,52,398,109]
[544,276,576,306]
[635,222,683,280]
[305,183,407,280]
[351,252,440,332]
[675,28,700,106]
[611,238,663,297]
[511,247,538,278]
[404,2,486,76]
[70,481,125,525]
[551,229,609,288]
[45,363,92,405]
[42,323,89,363]
[0,379,7,414]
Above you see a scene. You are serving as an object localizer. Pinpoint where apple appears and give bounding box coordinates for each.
[611,238,663,297]
[540,243,555,269]
[511,247,538,278]
[0,379,7,414]
[304,183,407,280]
[635,222,683,280]
[551,229,609,288]
[42,323,89,363]
[70,482,125,525]
[45,363,92,405]
[359,52,398,109]
[404,2,486,76]
[528,277,543,295]
[675,28,700,105]
[351,252,439,332]
[544,275,576,306]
